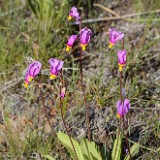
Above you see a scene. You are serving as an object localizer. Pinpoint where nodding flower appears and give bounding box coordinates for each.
[49,58,64,80]
[60,87,66,98]
[80,27,92,51]
[108,28,124,48]
[116,99,131,118]
[117,49,126,72]
[68,6,81,24]
[66,35,78,52]
[24,61,42,88]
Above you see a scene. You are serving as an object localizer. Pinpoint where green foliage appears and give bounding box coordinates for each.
[57,132,102,160]
[111,131,122,160]
[80,139,102,160]
[27,0,55,20]
[124,143,140,160]
[57,132,84,160]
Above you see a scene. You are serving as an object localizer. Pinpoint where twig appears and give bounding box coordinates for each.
[93,3,120,17]
[80,9,160,24]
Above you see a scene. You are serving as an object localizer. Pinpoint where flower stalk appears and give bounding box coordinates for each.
[59,71,79,160]
[120,39,132,160]
[67,7,91,142]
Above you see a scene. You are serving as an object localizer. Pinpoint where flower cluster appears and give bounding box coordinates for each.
[66,7,92,52]
[108,28,131,117]
[24,58,63,88]
[66,27,92,52]
[108,28,126,71]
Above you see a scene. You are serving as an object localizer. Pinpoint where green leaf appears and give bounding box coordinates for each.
[124,143,140,160]
[80,138,102,160]
[43,154,55,160]
[111,131,122,160]
[57,132,84,160]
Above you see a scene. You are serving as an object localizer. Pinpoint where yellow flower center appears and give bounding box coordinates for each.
[24,81,28,88]
[80,44,87,51]
[109,42,114,48]
[68,15,72,20]
[118,63,125,72]
[66,45,71,52]
[28,76,33,82]
[50,73,56,80]
[117,113,121,119]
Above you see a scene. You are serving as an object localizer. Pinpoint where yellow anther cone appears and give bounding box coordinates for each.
[68,15,72,20]
[66,45,71,52]
[109,42,114,48]
[118,63,125,72]
[50,74,56,80]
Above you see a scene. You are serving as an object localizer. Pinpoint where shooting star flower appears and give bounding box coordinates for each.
[108,28,124,48]
[80,27,92,51]
[24,61,42,88]
[117,49,126,72]
[49,58,64,80]
[66,35,78,51]
[68,6,81,24]
[116,99,131,118]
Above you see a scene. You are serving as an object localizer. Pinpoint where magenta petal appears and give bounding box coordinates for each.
[116,99,131,117]
[116,100,123,116]
[67,35,78,46]
[80,27,92,45]
[25,61,42,78]
[49,58,64,75]
[115,33,124,41]
[28,61,42,77]
[124,99,131,113]
[116,100,122,110]
[117,50,127,64]
[109,28,124,44]
[57,61,64,71]
[69,6,81,24]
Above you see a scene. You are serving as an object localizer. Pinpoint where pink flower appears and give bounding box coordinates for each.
[68,7,81,24]
[60,87,66,98]
[66,35,78,51]
[48,58,64,80]
[116,99,131,118]
[108,28,124,48]
[117,50,126,71]
[80,27,92,51]
[24,61,42,88]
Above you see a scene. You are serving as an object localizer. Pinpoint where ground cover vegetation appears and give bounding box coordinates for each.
[0,0,160,159]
